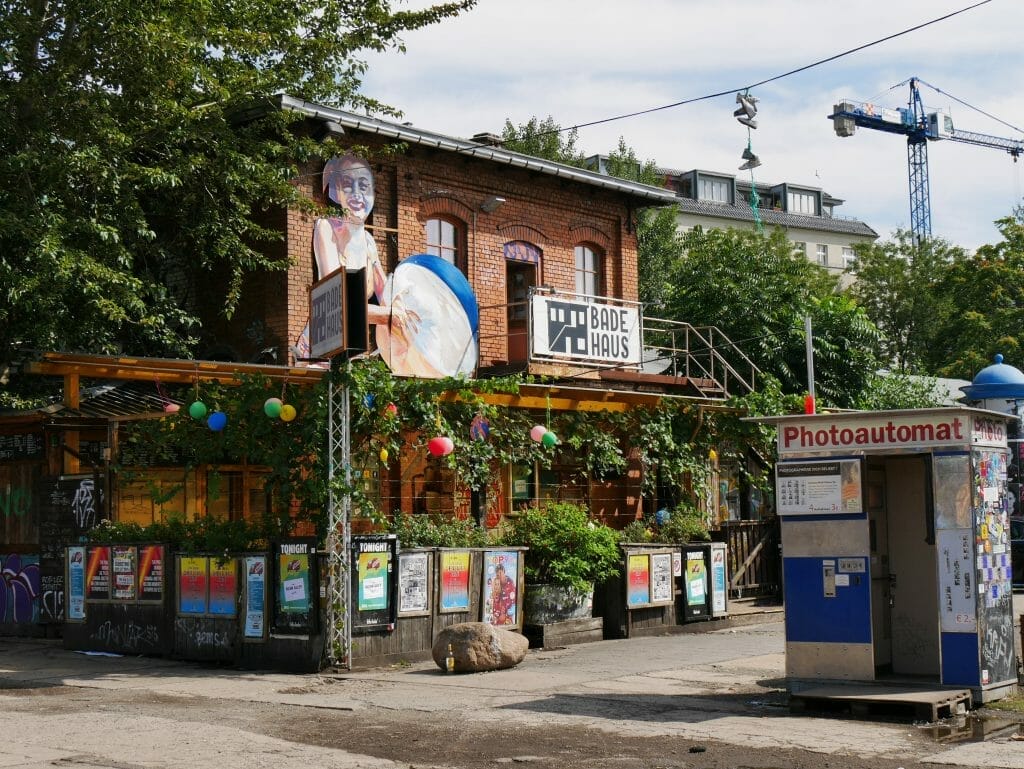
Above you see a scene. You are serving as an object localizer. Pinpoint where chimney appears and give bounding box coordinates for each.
[470,132,503,146]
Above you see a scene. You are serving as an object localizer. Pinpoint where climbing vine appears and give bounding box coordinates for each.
[117,360,797,547]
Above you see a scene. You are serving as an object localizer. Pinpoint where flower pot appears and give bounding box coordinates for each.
[524,583,594,625]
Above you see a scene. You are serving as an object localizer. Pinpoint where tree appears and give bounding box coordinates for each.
[603,139,682,313]
[844,230,963,373]
[0,0,475,399]
[924,212,1024,379]
[666,226,881,408]
[500,116,586,167]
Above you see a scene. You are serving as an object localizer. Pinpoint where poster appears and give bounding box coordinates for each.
[650,552,672,603]
[208,559,237,616]
[776,460,863,515]
[137,545,164,602]
[709,545,728,615]
[440,551,471,612]
[398,552,429,615]
[111,545,136,600]
[179,556,208,614]
[483,550,519,626]
[937,528,976,632]
[351,535,397,630]
[685,552,707,607]
[67,546,86,620]
[358,551,388,611]
[626,553,651,607]
[85,546,110,601]
[274,539,316,633]
[244,556,266,639]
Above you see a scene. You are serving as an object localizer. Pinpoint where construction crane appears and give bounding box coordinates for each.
[829,77,1024,244]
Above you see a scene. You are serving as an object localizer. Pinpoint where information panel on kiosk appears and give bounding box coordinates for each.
[776,459,864,516]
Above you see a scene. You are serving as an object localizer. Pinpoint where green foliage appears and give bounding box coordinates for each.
[0,0,475,379]
[654,504,711,543]
[668,226,881,408]
[854,371,949,410]
[388,511,489,548]
[845,230,964,373]
[500,116,586,166]
[88,514,268,554]
[497,503,621,591]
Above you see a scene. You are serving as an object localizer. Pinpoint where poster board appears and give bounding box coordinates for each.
[274,538,317,634]
[137,545,165,603]
[439,550,472,612]
[397,550,432,617]
[85,545,111,601]
[776,459,864,516]
[649,551,674,605]
[626,552,652,608]
[243,555,268,640]
[482,550,523,629]
[351,534,398,632]
[178,556,209,615]
[208,558,238,617]
[66,546,86,622]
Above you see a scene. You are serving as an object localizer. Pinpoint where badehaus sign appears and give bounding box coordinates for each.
[531,294,642,366]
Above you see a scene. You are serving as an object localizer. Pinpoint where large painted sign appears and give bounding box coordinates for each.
[531,294,641,366]
[302,154,479,377]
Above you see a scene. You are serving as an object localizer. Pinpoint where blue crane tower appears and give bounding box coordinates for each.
[829,78,1024,244]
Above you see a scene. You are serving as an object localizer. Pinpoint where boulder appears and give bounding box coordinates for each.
[431,622,529,673]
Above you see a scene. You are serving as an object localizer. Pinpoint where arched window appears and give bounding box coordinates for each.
[425,217,465,273]
[574,245,602,297]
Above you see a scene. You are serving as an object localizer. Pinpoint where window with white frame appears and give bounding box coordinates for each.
[843,247,857,269]
[424,217,465,273]
[574,245,602,296]
[698,177,731,203]
[816,244,828,266]
[787,191,817,215]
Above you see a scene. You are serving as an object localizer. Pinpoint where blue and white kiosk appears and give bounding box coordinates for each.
[759,407,1016,703]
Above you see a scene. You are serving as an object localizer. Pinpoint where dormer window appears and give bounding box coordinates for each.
[787,190,817,215]
[698,177,731,203]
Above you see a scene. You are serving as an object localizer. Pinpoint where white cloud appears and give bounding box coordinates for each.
[360,0,1024,249]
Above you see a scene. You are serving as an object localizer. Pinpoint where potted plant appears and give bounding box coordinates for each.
[497,502,621,624]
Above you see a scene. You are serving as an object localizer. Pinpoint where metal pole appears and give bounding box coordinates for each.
[325,359,352,669]
[804,315,816,414]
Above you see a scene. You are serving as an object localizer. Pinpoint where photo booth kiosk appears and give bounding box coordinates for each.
[759,407,1016,703]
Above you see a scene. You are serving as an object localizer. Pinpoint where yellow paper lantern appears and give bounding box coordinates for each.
[279,404,297,422]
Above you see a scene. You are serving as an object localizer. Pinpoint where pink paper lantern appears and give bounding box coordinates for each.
[529,424,547,442]
[428,436,454,457]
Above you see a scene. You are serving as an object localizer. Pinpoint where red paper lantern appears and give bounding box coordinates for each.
[529,424,547,442]
[428,436,454,457]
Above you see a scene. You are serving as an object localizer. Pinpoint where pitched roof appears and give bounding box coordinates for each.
[275,96,680,206]
[676,197,878,238]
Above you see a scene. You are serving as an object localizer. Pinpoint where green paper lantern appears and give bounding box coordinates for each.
[264,397,283,418]
[541,431,558,448]
[188,401,208,420]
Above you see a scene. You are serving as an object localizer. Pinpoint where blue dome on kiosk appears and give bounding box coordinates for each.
[960,354,1024,401]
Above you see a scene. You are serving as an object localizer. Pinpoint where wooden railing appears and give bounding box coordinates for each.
[712,518,781,599]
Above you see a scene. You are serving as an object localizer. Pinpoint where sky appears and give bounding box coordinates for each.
[358,0,1024,251]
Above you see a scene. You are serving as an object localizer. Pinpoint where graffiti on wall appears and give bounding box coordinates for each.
[0,553,40,624]
[0,484,30,520]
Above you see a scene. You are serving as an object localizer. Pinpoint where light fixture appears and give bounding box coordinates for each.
[480,196,506,213]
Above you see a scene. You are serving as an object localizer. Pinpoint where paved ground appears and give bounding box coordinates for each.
[1,608,1023,769]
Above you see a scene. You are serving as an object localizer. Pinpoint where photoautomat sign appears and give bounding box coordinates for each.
[531,294,641,365]
[777,413,1007,456]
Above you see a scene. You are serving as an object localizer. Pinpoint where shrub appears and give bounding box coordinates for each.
[388,511,489,548]
[497,503,621,592]
[653,503,711,544]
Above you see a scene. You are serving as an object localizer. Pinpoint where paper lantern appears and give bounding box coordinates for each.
[207,411,227,431]
[379,447,389,463]
[541,431,558,448]
[264,397,283,418]
[279,404,297,422]
[188,401,208,420]
[529,424,547,442]
[655,508,671,526]
[164,403,180,414]
[363,394,376,409]
[428,436,454,457]
[385,402,398,418]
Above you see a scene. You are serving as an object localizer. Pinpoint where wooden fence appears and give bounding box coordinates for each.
[712,518,781,600]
